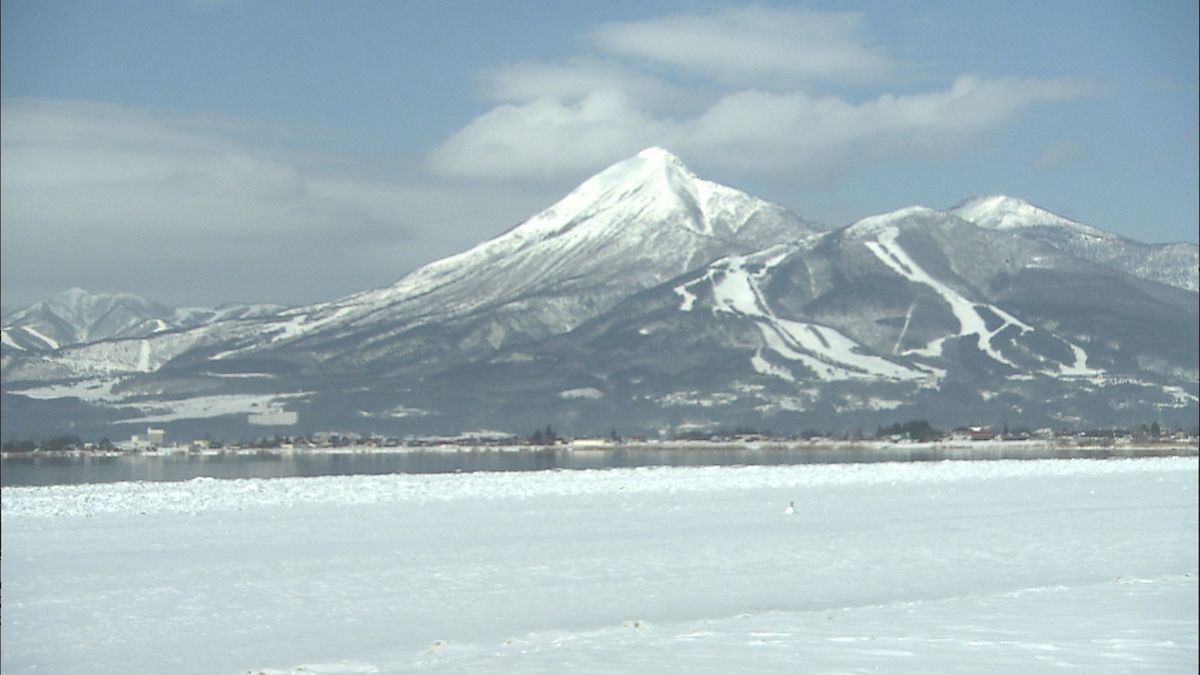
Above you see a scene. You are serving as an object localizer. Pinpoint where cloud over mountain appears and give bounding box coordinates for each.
[427,7,1098,183]
[589,6,894,85]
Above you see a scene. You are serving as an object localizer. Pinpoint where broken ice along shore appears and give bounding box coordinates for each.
[3,435,1195,488]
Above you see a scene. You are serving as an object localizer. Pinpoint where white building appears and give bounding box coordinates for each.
[129,427,166,448]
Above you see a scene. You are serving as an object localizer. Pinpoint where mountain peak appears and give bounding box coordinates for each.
[593,146,695,188]
[636,146,685,164]
[950,194,1196,291]
[38,287,155,318]
[303,145,816,349]
[950,194,1105,237]
[844,205,942,237]
[497,148,705,246]
[42,287,95,310]
[59,287,91,300]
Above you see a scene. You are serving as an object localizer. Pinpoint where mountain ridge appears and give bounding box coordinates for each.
[0,288,285,354]
[1,149,1195,439]
[949,195,1198,291]
[2,148,820,381]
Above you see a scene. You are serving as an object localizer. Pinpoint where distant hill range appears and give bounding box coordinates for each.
[2,148,1196,439]
[2,289,285,352]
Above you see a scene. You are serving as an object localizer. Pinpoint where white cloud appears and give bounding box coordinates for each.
[0,99,551,308]
[483,58,683,109]
[427,91,671,181]
[1031,140,1085,172]
[428,76,1097,181]
[0,100,320,237]
[590,6,893,85]
[682,76,1097,170]
[427,4,1098,184]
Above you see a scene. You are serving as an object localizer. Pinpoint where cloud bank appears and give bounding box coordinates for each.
[590,6,893,85]
[428,6,1096,183]
[0,99,553,307]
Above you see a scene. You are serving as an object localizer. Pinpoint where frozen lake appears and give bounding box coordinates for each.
[3,444,1191,486]
[2,457,1196,673]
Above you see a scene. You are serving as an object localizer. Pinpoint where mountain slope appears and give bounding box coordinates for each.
[389,207,1196,435]
[2,148,820,383]
[1,288,173,352]
[951,195,1199,292]
[0,288,285,354]
[2,161,1195,439]
[209,147,822,370]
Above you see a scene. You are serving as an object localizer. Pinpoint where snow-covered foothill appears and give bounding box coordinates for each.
[680,246,929,383]
[951,195,1101,235]
[952,194,1199,292]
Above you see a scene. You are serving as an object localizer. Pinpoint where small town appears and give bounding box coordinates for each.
[4,420,1197,455]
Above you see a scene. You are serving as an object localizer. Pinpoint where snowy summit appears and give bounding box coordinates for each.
[950,195,1105,237]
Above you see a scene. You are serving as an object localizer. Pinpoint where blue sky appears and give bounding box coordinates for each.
[2,1,1196,308]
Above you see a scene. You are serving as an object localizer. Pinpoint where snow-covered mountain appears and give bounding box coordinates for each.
[172,302,290,328]
[392,205,1196,435]
[1,288,173,352]
[1,151,1195,439]
[2,148,819,383]
[0,288,285,354]
[951,195,1199,292]
[200,147,822,371]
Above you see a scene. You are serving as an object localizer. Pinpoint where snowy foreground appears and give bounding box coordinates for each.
[3,458,1197,674]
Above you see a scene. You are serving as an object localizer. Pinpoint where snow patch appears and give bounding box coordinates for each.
[11,377,126,402]
[137,339,151,372]
[675,281,699,312]
[120,392,309,424]
[559,388,604,400]
[1058,342,1103,378]
[701,253,927,383]
[865,227,1023,368]
[0,329,25,351]
[751,350,794,382]
[20,325,60,350]
[204,371,275,379]
[1161,386,1199,408]
[491,352,537,363]
[653,391,739,408]
[385,405,430,418]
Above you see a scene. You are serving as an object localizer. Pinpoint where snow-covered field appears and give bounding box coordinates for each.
[2,458,1196,674]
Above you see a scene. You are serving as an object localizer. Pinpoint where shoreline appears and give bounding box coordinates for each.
[4,439,1197,460]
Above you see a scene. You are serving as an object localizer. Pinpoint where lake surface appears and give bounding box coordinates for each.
[2,445,1194,487]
